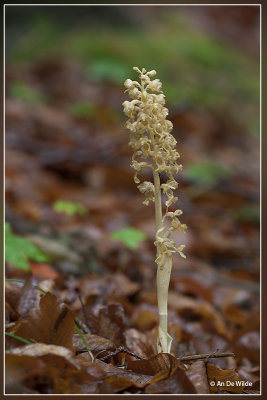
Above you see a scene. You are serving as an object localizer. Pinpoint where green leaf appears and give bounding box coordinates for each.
[234,205,260,223]
[88,59,129,84]
[53,201,87,216]
[5,223,49,270]
[186,160,232,186]
[68,102,96,118]
[9,82,46,105]
[110,227,147,250]
[5,331,32,345]
[75,324,92,355]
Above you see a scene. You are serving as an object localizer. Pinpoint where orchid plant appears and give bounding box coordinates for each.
[123,67,187,353]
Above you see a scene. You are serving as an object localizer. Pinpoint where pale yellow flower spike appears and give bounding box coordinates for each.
[123,67,187,354]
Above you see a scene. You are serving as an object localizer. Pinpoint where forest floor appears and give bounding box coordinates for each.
[5,7,260,395]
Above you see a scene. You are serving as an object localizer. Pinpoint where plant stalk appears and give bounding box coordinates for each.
[151,133,172,354]
[156,253,173,353]
[123,68,184,355]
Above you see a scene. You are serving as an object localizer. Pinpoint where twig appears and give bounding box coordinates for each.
[180,352,235,362]
[99,347,143,362]
[98,348,234,365]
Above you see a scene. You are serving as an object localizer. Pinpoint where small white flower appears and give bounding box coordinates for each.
[147,70,157,77]
[149,79,162,92]
[124,79,134,89]
[122,100,139,118]
[128,87,140,99]
[157,94,165,105]
[125,120,137,132]
[159,108,168,118]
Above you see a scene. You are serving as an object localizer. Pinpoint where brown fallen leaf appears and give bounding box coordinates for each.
[124,328,155,359]
[5,281,22,323]
[78,352,153,393]
[250,380,260,392]
[30,262,59,280]
[198,303,228,337]
[96,359,152,389]
[86,302,127,346]
[99,376,138,394]
[76,354,107,382]
[6,344,90,394]
[5,353,45,394]
[131,303,158,332]
[207,363,245,394]
[106,273,140,298]
[186,360,210,394]
[80,273,139,303]
[171,275,214,302]
[189,332,230,365]
[145,366,197,394]
[11,292,76,351]
[168,291,228,338]
[73,333,116,354]
[237,366,260,385]
[7,343,80,367]
[234,331,260,363]
[222,304,248,326]
[231,313,259,365]
[119,352,178,376]
[17,277,54,317]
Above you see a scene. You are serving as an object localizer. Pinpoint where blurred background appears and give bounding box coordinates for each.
[5,4,260,372]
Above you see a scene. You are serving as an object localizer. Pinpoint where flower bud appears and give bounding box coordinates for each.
[147,70,157,77]
[124,79,134,89]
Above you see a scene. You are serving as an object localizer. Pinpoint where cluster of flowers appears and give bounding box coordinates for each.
[123,67,186,262]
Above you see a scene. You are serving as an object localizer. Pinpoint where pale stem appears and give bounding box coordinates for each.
[149,126,172,354]
[152,168,162,232]
[157,254,173,353]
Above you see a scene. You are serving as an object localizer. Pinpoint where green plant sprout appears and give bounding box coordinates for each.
[9,81,46,105]
[111,226,147,250]
[68,102,96,118]
[5,223,49,270]
[234,204,260,223]
[123,67,186,353]
[186,160,232,187]
[88,59,129,84]
[53,200,87,216]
